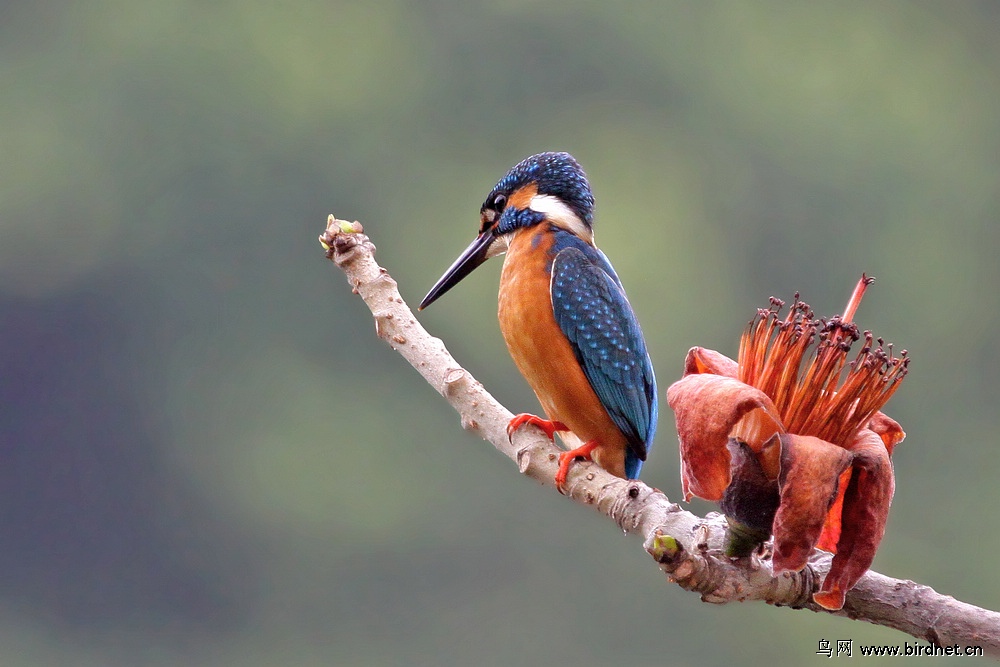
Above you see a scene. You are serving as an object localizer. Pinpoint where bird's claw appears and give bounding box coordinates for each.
[554,440,600,494]
[506,413,567,443]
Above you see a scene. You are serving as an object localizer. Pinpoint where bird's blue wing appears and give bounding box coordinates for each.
[550,244,658,478]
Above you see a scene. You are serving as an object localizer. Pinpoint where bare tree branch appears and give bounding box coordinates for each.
[320,216,1000,657]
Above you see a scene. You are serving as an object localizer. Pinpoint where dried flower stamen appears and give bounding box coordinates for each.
[738,276,908,447]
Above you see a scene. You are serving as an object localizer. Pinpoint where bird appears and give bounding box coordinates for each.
[418,151,657,491]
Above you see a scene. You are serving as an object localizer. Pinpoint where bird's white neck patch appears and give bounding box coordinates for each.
[528,194,593,243]
[486,232,511,259]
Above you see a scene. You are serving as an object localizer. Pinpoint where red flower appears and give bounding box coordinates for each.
[666,276,908,610]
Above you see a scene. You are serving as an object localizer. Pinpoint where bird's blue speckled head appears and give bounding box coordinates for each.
[419,152,594,310]
[479,152,594,235]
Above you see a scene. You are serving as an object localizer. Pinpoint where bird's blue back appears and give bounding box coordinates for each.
[548,229,658,478]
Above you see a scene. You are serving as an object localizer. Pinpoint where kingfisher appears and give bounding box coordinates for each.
[418,152,657,490]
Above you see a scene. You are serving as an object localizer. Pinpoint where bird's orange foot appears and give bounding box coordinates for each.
[555,440,601,493]
[506,413,568,442]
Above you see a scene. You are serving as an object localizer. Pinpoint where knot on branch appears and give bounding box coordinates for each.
[442,368,467,396]
[607,481,668,534]
[646,530,727,600]
[320,216,376,268]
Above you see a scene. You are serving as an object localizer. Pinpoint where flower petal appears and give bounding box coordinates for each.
[682,347,739,379]
[814,429,895,610]
[815,419,904,553]
[771,434,853,573]
[815,468,851,553]
[867,411,906,455]
[667,374,782,501]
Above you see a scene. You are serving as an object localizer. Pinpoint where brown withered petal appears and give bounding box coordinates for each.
[814,429,895,610]
[817,423,899,552]
[771,434,853,573]
[667,373,783,501]
[682,346,739,379]
[816,468,851,553]
[867,412,906,455]
[815,414,903,553]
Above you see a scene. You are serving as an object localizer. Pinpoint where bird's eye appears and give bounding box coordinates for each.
[492,194,507,211]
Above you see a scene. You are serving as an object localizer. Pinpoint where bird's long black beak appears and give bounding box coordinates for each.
[418,228,497,310]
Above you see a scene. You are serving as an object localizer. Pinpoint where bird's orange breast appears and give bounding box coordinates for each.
[497,226,630,477]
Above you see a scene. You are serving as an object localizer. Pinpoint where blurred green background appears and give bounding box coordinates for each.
[2,1,998,664]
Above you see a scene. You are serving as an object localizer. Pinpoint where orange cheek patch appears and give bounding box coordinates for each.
[507,183,538,211]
